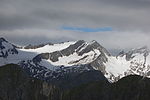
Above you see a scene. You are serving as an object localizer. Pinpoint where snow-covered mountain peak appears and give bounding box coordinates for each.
[116,46,150,61]
[104,46,150,82]
[0,37,18,58]
[0,37,7,42]
[32,40,104,67]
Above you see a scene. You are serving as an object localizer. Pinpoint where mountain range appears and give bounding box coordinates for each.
[1,37,150,100]
[0,37,150,83]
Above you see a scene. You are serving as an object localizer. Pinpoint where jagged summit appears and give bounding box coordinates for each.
[129,46,149,54]
[0,37,7,42]
[31,39,109,66]
[0,37,18,58]
[116,46,150,61]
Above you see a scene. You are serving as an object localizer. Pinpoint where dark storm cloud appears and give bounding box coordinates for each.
[0,0,150,49]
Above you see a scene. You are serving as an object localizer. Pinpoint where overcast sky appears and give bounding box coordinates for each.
[0,0,150,50]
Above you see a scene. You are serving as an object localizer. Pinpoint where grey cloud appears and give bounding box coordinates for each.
[0,0,150,30]
[0,0,150,49]
[1,29,150,50]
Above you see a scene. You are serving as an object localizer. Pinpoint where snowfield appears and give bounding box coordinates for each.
[21,41,76,54]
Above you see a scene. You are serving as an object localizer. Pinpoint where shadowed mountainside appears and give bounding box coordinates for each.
[0,64,61,100]
[62,75,150,100]
[1,64,150,100]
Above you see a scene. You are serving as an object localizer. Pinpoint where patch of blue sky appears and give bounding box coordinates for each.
[62,26,113,32]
